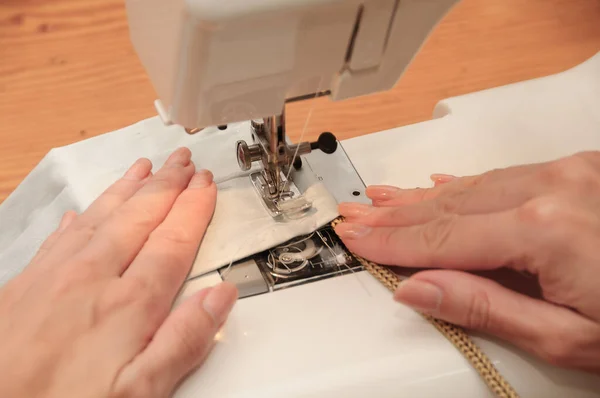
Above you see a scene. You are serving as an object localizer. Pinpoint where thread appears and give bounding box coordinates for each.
[214,170,253,185]
[280,76,325,200]
[218,217,372,298]
[219,221,295,280]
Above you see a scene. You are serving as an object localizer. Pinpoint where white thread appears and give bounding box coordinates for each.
[279,77,325,200]
[214,170,253,185]
[317,228,372,296]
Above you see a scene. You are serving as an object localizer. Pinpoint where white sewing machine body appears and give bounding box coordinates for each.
[125,0,459,128]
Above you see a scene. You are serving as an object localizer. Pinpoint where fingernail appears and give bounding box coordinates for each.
[203,282,238,325]
[188,169,214,189]
[430,173,455,186]
[366,185,400,201]
[123,158,152,180]
[394,279,443,313]
[339,203,374,218]
[334,222,372,239]
[165,147,192,168]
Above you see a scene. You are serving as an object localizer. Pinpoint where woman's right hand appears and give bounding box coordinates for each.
[335,151,600,374]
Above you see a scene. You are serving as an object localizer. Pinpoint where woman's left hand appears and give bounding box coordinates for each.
[0,148,238,398]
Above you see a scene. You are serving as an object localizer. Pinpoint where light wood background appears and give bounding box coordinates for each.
[1,0,599,204]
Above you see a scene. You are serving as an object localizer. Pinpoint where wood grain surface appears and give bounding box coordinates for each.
[1,0,599,203]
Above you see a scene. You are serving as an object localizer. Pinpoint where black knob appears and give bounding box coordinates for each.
[310,132,338,154]
[293,157,303,170]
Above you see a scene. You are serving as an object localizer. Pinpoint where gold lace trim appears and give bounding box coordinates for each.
[331,217,519,398]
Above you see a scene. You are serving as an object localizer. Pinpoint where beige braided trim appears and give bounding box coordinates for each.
[331,217,519,398]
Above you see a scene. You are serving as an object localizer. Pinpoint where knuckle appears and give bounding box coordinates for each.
[139,296,168,326]
[70,222,97,241]
[464,290,492,331]
[150,225,195,247]
[542,155,597,189]
[105,282,168,328]
[420,215,457,253]
[34,235,57,257]
[94,284,134,318]
[419,188,437,202]
[123,278,154,303]
[517,196,571,229]
[150,173,178,192]
[537,327,587,368]
[0,279,23,308]
[153,167,190,191]
[575,150,600,166]
[127,276,150,293]
[130,284,170,322]
[106,179,141,197]
[379,227,400,252]
[455,172,492,190]
[113,374,155,398]
[433,191,469,215]
[539,344,573,367]
[388,207,412,225]
[105,279,147,305]
[117,205,162,231]
[469,172,491,187]
[49,261,96,296]
[171,315,213,360]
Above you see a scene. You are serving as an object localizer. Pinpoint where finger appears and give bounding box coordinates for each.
[367,163,538,207]
[334,210,528,272]
[366,177,482,207]
[29,211,78,266]
[430,174,456,186]
[340,175,534,227]
[79,158,153,225]
[36,159,152,268]
[73,148,195,277]
[123,170,217,301]
[394,270,600,372]
[339,202,433,227]
[114,283,238,397]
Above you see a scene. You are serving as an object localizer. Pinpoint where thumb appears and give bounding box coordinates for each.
[394,270,600,372]
[114,282,238,397]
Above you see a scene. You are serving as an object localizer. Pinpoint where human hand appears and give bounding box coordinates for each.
[0,148,238,398]
[334,151,600,374]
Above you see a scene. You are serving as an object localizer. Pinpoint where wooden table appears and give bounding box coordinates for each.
[1,0,599,204]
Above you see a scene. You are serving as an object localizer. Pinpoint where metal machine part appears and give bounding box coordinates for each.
[219,139,369,298]
[235,106,341,218]
[220,226,363,299]
[219,259,269,298]
[292,140,369,205]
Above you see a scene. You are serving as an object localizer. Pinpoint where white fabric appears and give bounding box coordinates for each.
[0,117,339,285]
[194,180,337,277]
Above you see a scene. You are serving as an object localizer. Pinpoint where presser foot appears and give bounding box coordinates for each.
[249,172,312,220]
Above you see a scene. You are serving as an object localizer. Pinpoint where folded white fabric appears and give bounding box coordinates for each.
[194,179,337,277]
[0,117,339,285]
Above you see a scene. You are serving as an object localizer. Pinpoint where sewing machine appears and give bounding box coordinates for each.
[126,0,460,219]
[120,1,600,397]
[1,0,599,397]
